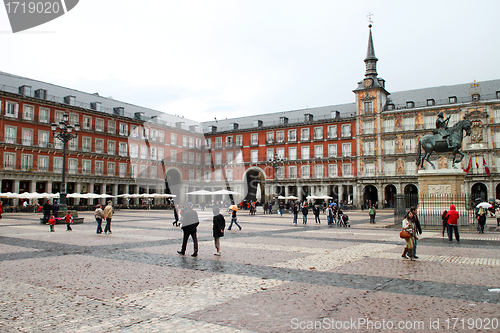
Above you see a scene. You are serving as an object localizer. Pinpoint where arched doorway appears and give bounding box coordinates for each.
[403,184,419,208]
[496,183,500,200]
[363,185,378,208]
[384,185,397,208]
[165,168,182,200]
[244,168,265,202]
[471,183,487,202]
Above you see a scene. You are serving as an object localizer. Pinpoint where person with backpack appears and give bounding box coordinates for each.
[368,205,376,224]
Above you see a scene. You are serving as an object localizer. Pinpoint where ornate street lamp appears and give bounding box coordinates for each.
[268,153,283,213]
[51,113,80,208]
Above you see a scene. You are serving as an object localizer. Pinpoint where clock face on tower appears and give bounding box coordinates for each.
[363,78,373,88]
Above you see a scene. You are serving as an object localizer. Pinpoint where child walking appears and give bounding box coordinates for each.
[48,215,55,232]
[65,211,73,231]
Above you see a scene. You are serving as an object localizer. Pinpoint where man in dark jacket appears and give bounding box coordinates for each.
[177,202,199,257]
[212,206,225,255]
[301,204,309,225]
[42,200,52,224]
[313,205,321,224]
[410,206,423,259]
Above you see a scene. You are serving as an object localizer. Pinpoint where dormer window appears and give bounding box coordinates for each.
[279,117,288,124]
[19,85,32,96]
[209,125,217,133]
[253,120,263,127]
[426,99,435,106]
[230,123,239,130]
[113,107,124,116]
[449,96,457,104]
[35,89,47,100]
[472,94,480,101]
[64,95,76,106]
[496,91,500,99]
[331,111,340,118]
[406,101,414,108]
[304,114,313,122]
[91,102,102,111]
[387,103,395,110]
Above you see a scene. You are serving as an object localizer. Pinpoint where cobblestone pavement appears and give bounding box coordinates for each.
[0,209,499,332]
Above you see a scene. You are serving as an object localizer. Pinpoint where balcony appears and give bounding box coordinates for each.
[250,140,259,147]
[266,139,274,145]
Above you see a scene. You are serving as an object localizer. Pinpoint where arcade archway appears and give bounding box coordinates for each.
[363,185,378,207]
[244,168,265,202]
[471,183,487,202]
[384,185,397,208]
[165,168,182,199]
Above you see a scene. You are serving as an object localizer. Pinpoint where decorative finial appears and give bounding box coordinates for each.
[367,12,373,28]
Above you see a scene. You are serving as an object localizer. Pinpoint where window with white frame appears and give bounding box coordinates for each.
[130,164,137,178]
[69,113,79,126]
[20,154,33,171]
[159,130,165,143]
[383,118,395,132]
[150,166,157,179]
[5,126,16,144]
[39,108,50,123]
[364,162,375,176]
[215,153,222,165]
[195,152,201,165]
[449,113,460,127]
[301,128,310,141]
[82,160,91,174]
[80,137,90,152]
[130,144,138,158]
[95,118,104,132]
[188,169,194,181]
[328,144,337,158]
[494,109,500,124]
[276,147,284,159]
[301,146,310,160]
[289,166,297,178]
[225,136,233,148]
[403,138,416,153]
[95,161,104,175]
[150,147,158,160]
[314,127,323,140]
[277,166,284,179]
[288,129,297,142]
[327,125,337,139]
[119,123,128,136]
[363,120,374,134]
[204,170,211,182]
[150,129,158,141]
[363,101,373,113]
[250,150,258,163]
[315,165,323,178]
[183,135,188,147]
[424,115,434,129]
[204,138,211,149]
[141,127,149,140]
[140,165,148,178]
[54,136,63,150]
[403,117,415,131]
[215,169,222,181]
[140,145,147,159]
[107,141,116,155]
[314,145,323,158]
[171,133,178,145]
[342,143,351,157]
[235,152,243,164]
[182,151,188,163]
[22,128,33,146]
[235,135,243,146]
[342,163,352,177]
[129,125,138,138]
[226,151,233,164]
[205,153,211,164]
[251,133,258,145]
[289,147,297,160]
[4,152,16,169]
[363,141,375,155]
[171,150,177,162]
[267,149,274,161]
[68,136,78,150]
[276,131,284,143]
[159,148,164,161]
[495,132,500,148]
[384,161,396,175]
[266,131,274,143]
[119,142,128,156]
[301,165,310,178]
[196,170,201,181]
[68,158,77,174]
[328,164,337,177]
[226,169,234,181]
[38,155,49,172]
[23,105,34,120]
[54,110,64,123]
[119,163,127,177]
[5,101,19,117]
[384,140,395,155]
[341,124,351,138]
[405,161,416,175]
[188,152,194,165]
[83,116,92,130]
[107,162,116,176]
[38,130,49,148]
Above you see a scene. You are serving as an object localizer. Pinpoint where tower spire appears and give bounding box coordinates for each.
[364,16,378,77]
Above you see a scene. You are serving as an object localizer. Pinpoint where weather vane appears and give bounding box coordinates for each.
[367,12,373,28]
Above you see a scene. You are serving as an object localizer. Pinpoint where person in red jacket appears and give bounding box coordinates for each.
[445,204,460,242]
[48,215,55,232]
[65,211,73,231]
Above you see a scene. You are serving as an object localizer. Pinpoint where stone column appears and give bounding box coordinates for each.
[100,184,106,206]
[113,184,118,205]
[13,179,20,206]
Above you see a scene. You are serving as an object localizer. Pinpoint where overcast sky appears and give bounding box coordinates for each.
[1,0,499,122]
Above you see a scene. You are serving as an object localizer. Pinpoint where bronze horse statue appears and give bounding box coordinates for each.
[417,119,472,169]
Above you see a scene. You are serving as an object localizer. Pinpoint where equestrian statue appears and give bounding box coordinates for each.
[417,113,471,169]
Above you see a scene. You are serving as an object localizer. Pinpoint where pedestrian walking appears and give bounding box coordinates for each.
[279,201,284,217]
[409,206,422,259]
[327,204,334,225]
[177,202,199,257]
[103,201,113,234]
[477,207,486,234]
[313,205,320,224]
[268,203,273,214]
[302,204,308,224]
[495,206,500,226]
[95,205,104,234]
[368,205,376,224]
[0,201,3,219]
[446,204,460,242]
[173,204,179,227]
[401,211,415,260]
[42,200,52,225]
[65,211,73,231]
[292,203,298,225]
[228,202,241,230]
[212,206,225,255]
[48,215,55,232]
[52,200,59,218]
[441,210,448,237]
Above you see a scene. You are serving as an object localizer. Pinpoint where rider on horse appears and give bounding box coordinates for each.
[434,112,452,148]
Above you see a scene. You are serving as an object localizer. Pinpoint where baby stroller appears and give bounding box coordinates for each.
[340,213,350,227]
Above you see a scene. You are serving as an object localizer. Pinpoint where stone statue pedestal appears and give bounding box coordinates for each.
[417,169,466,196]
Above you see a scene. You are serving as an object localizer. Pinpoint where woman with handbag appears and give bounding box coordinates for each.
[401,211,415,260]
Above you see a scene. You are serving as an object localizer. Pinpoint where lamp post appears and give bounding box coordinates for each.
[268,153,283,213]
[51,114,80,208]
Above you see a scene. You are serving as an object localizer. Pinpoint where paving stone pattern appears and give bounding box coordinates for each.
[0,209,499,332]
